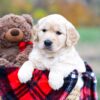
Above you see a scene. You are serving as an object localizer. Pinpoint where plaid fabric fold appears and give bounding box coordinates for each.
[0,62,98,100]
[80,62,98,100]
[0,66,78,100]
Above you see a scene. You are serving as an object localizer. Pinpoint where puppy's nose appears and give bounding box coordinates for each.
[11,29,19,36]
[44,40,52,47]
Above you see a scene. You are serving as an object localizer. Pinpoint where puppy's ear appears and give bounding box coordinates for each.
[32,25,39,42]
[66,22,80,47]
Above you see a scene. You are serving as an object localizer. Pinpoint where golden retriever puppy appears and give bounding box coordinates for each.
[18,14,86,90]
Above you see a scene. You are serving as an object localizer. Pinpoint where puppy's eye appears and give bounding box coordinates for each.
[42,29,47,32]
[56,31,62,35]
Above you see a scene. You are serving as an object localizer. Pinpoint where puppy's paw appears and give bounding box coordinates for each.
[18,67,33,83]
[18,61,34,83]
[49,72,64,90]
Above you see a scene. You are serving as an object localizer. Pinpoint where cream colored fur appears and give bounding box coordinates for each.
[18,14,86,90]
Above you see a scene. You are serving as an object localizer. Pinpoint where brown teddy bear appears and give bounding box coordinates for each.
[0,14,33,67]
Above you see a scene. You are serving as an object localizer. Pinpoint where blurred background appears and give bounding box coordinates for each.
[0,0,100,99]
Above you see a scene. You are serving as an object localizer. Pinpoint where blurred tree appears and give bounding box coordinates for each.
[32,0,48,9]
[33,8,48,20]
[49,0,93,26]
[11,0,33,14]
[31,0,48,20]
[0,0,33,16]
[0,0,12,16]
[0,0,99,26]
[47,0,59,13]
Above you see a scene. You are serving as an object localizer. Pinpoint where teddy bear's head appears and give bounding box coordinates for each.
[0,14,33,48]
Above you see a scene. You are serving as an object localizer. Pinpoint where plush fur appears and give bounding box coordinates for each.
[18,14,86,90]
[0,14,33,67]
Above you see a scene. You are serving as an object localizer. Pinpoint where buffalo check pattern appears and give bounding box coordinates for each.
[0,62,98,100]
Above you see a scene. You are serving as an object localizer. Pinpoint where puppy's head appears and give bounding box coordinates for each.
[34,14,80,53]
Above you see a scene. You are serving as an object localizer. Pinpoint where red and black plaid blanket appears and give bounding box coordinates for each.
[0,62,98,100]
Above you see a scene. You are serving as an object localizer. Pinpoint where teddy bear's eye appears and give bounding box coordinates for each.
[42,29,47,32]
[56,31,62,35]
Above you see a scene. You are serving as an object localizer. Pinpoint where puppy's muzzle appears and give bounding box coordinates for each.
[44,39,52,48]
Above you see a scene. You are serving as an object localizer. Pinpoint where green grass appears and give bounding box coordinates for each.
[77,27,100,43]
[97,75,100,100]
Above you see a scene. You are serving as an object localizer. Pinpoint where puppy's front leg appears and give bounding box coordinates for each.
[48,63,70,90]
[48,70,64,90]
[18,60,34,83]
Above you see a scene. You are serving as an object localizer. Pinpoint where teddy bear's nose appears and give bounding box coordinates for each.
[11,29,19,36]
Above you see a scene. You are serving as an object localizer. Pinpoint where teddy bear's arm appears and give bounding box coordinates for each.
[0,58,10,66]
[24,44,33,55]
[15,45,32,67]
[0,50,16,67]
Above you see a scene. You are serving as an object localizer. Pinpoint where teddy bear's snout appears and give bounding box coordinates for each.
[5,28,24,42]
[11,29,20,36]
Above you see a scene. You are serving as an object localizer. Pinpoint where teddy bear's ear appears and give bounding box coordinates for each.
[22,14,33,26]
